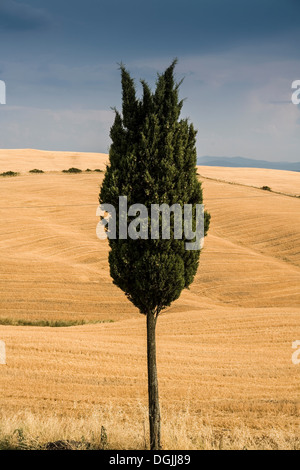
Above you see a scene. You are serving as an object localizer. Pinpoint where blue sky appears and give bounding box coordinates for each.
[0,0,299,161]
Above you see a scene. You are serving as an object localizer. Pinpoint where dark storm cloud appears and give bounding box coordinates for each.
[20,0,298,58]
[0,0,50,31]
[0,0,299,159]
[1,0,298,59]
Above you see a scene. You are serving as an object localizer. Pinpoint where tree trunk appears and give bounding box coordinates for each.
[147,311,161,450]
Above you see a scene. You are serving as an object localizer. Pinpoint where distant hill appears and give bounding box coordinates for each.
[0,149,108,173]
[197,156,300,172]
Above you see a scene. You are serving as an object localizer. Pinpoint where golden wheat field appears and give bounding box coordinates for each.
[0,150,299,450]
[0,149,109,173]
[197,165,300,197]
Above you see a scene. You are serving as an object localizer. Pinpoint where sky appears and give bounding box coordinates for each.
[0,0,299,161]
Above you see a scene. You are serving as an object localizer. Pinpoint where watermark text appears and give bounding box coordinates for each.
[0,80,6,105]
[291,80,300,105]
[0,341,6,365]
[97,197,205,251]
[292,341,300,365]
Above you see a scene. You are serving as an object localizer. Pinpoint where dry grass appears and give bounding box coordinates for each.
[1,406,299,450]
[0,151,299,449]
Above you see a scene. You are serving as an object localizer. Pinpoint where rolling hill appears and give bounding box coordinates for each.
[0,150,299,449]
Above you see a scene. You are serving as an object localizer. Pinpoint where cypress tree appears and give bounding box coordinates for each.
[99,60,210,450]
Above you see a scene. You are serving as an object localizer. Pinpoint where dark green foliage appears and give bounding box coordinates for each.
[261,185,271,191]
[0,171,19,177]
[29,169,44,174]
[100,60,210,315]
[62,167,82,173]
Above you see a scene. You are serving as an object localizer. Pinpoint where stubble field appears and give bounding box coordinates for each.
[0,150,299,449]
